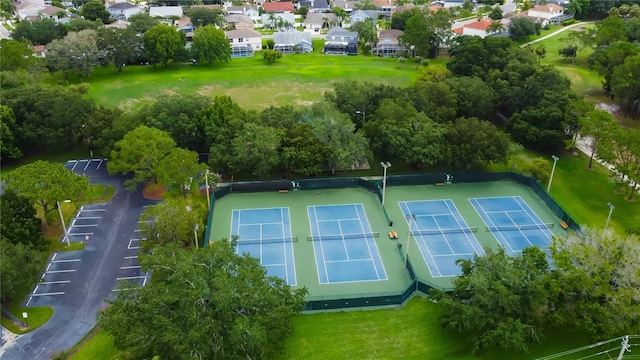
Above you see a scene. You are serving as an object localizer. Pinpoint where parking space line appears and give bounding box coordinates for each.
[134,229,141,232]
[117,276,147,280]
[78,216,102,220]
[143,277,148,286]
[83,160,91,170]
[46,263,52,271]
[47,270,75,273]
[121,265,141,269]
[70,161,79,171]
[52,259,81,263]
[128,239,140,250]
[38,281,71,285]
[68,232,94,236]
[70,224,99,228]
[30,292,65,297]
[124,256,138,259]
[97,159,105,169]
[26,296,33,306]
[80,209,106,212]
[52,253,57,261]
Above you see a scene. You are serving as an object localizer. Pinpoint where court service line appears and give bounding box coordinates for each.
[471,199,517,255]
[431,215,453,275]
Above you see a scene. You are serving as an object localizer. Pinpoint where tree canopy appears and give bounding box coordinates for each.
[98,243,308,359]
[191,25,230,65]
[143,23,187,67]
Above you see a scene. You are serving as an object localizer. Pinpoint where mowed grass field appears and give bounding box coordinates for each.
[86,49,423,111]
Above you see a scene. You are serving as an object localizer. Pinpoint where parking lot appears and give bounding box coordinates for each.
[64,159,108,176]
[26,253,81,306]
[114,209,151,290]
[65,204,106,244]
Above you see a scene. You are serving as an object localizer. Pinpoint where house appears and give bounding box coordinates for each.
[303,13,337,30]
[391,3,415,16]
[374,0,397,18]
[431,0,467,9]
[191,4,222,10]
[39,5,69,22]
[177,17,195,40]
[527,4,564,20]
[332,0,358,13]
[225,14,255,30]
[149,6,184,24]
[226,29,262,51]
[262,1,294,13]
[32,44,46,58]
[324,26,358,55]
[107,2,143,20]
[452,19,495,38]
[16,1,45,19]
[226,5,259,18]
[374,29,405,57]
[350,9,378,24]
[261,12,296,29]
[297,0,331,13]
[273,30,312,53]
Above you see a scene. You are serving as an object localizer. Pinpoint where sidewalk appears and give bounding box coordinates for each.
[520,21,594,48]
[0,327,19,357]
[575,136,638,189]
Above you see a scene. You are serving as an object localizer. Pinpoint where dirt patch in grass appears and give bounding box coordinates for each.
[142,183,165,200]
[196,84,225,96]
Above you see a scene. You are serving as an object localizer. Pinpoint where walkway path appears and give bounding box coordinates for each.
[520,21,594,47]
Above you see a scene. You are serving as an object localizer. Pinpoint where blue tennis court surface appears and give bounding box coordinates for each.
[399,200,485,277]
[231,207,296,285]
[308,204,387,284]
[470,196,554,255]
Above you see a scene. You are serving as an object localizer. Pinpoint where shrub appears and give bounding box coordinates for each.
[562,19,576,26]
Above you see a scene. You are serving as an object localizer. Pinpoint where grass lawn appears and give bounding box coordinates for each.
[0,145,91,179]
[1,304,53,335]
[84,51,422,111]
[70,330,121,360]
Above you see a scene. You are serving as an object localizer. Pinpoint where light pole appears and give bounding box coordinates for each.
[380,161,391,206]
[204,169,211,210]
[57,200,72,246]
[194,224,200,248]
[355,110,365,124]
[547,155,559,193]
[405,214,416,268]
[605,202,615,232]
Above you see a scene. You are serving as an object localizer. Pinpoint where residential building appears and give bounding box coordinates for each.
[226,4,259,18]
[527,4,564,20]
[332,0,358,13]
[303,13,337,30]
[262,1,294,13]
[374,29,405,57]
[452,19,496,38]
[273,30,313,53]
[225,14,255,30]
[298,0,331,13]
[226,29,262,51]
[350,9,378,24]
[374,0,397,18]
[149,6,184,24]
[324,26,358,55]
[107,2,143,21]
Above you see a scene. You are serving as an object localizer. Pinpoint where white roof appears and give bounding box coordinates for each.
[149,6,183,18]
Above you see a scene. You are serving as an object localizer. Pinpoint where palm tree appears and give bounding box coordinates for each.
[487,20,505,34]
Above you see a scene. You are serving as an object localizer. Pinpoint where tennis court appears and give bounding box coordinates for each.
[308,204,388,284]
[398,200,485,277]
[231,207,296,285]
[469,196,555,255]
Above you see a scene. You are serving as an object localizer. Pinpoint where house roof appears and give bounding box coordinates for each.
[378,29,403,39]
[262,1,294,12]
[453,27,463,34]
[225,14,254,26]
[332,0,358,10]
[41,5,66,16]
[351,10,378,19]
[191,4,222,10]
[32,45,45,52]
[428,4,442,11]
[304,12,337,24]
[373,0,397,7]
[326,26,357,36]
[299,0,330,9]
[226,29,261,38]
[108,2,138,9]
[16,2,44,11]
[149,6,184,18]
[463,19,493,31]
[530,4,564,12]
[177,16,192,28]
[273,30,311,44]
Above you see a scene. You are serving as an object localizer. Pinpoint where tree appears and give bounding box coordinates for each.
[390,7,422,31]
[127,13,160,34]
[593,15,627,46]
[310,102,370,175]
[143,23,186,67]
[139,198,206,249]
[489,5,503,20]
[447,35,516,78]
[445,117,511,169]
[0,190,45,250]
[190,25,230,65]
[558,44,578,64]
[579,109,619,169]
[230,122,282,178]
[533,44,546,63]
[566,0,591,19]
[563,99,595,152]
[98,243,307,359]
[444,76,498,120]
[400,12,435,58]
[186,7,223,27]
[96,27,143,72]
[65,18,101,32]
[0,239,46,302]
[11,18,67,45]
[597,128,640,199]
[610,53,640,118]
[508,17,540,41]
[486,20,505,34]
[355,0,377,10]
[0,39,43,71]
[351,18,378,53]
[80,0,110,23]
[5,161,89,219]
[281,122,328,176]
[0,105,22,160]
[156,148,208,198]
[46,29,101,80]
[551,229,640,340]
[588,41,639,94]
[429,247,553,354]
[107,125,177,191]
[263,49,283,63]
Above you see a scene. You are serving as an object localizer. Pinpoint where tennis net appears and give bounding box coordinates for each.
[235,236,298,245]
[411,227,478,236]
[486,223,554,232]
[306,232,380,241]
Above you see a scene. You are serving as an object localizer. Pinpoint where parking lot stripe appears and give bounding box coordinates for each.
[70,224,99,227]
[143,277,148,286]
[26,296,33,306]
[52,259,81,263]
[31,292,65,297]
[78,216,102,220]
[38,280,71,285]
[124,256,138,259]
[47,270,75,273]
[46,263,52,271]
[134,229,141,232]
[52,253,57,261]
[70,161,79,171]
[121,265,142,269]
[97,159,105,169]
[117,276,147,280]
[68,232,94,236]
[80,209,106,212]
[34,285,39,293]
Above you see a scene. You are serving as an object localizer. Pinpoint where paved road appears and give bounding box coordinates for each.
[1,160,156,360]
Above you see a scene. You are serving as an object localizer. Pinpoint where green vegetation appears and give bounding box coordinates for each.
[70,330,120,360]
[85,54,421,110]
[0,146,91,179]
[1,305,53,334]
